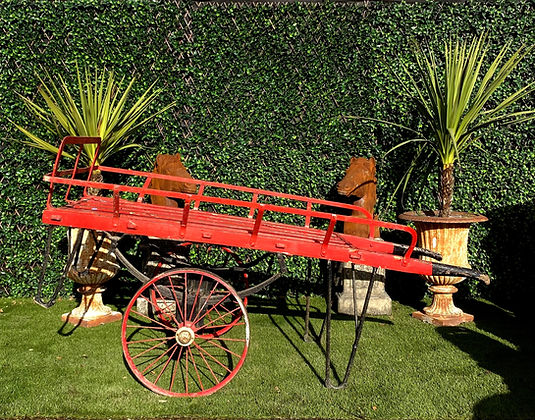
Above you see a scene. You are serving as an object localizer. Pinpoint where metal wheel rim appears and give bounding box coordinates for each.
[122,268,249,397]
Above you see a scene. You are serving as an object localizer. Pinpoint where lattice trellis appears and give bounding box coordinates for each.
[0,0,376,296]
[2,0,533,301]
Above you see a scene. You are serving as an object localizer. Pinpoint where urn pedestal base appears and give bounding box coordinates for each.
[411,311,474,326]
[412,285,473,326]
[62,286,122,328]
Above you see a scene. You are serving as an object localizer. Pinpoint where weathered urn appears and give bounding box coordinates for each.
[398,210,487,326]
[61,169,121,327]
[63,228,121,327]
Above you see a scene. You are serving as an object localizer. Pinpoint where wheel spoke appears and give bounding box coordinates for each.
[169,346,184,392]
[127,336,173,345]
[154,345,178,386]
[130,305,176,332]
[189,274,204,320]
[202,335,246,342]
[131,336,174,360]
[126,324,167,331]
[167,274,186,323]
[152,283,180,326]
[199,321,245,331]
[201,337,241,358]
[211,302,224,321]
[192,281,219,325]
[142,342,179,375]
[185,340,189,394]
[196,344,219,383]
[188,347,205,392]
[199,305,241,330]
[193,341,233,374]
[193,292,232,326]
[183,272,188,324]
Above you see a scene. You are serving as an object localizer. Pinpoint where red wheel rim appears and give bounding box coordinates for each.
[122,269,249,397]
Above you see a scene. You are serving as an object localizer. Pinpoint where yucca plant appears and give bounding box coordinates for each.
[11,65,174,166]
[11,66,175,318]
[371,33,534,217]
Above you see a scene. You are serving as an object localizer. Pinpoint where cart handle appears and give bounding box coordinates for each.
[46,137,101,208]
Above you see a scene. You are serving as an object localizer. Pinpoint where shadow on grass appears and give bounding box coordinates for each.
[267,310,326,383]
[437,300,535,420]
[57,312,84,336]
[438,200,535,419]
[248,294,393,387]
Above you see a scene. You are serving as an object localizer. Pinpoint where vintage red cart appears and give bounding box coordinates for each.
[36,137,489,397]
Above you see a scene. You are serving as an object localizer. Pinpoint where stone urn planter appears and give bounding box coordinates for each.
[398,210,487,326]
[62,228,121,327]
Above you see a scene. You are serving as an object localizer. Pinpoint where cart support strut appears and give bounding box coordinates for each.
[324,261,377,389]
[35,226,84,308]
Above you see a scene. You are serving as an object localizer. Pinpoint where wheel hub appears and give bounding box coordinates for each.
[176,326,195,347]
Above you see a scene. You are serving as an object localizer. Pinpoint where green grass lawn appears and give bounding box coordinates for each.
[0,294,533,420]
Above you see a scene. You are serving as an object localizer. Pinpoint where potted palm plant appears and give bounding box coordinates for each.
[370,33,534,325]
[12,65,174,326]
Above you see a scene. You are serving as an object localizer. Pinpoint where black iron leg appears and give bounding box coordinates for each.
[324,259,334,387]
[303,259,312,342]
[34,226,83,308]
[317,260,329,341]
[324,262,378,389]
[303,295,311,342]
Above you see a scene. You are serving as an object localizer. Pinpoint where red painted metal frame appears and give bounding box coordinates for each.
[42,137,436,277]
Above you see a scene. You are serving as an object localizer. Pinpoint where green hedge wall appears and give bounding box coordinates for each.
[0,0,533,312]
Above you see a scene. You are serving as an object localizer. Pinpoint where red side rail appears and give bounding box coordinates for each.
[46,136,101,208]
[43,136,419,264]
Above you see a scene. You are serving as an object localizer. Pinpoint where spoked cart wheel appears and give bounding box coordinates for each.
[122,268,250,397]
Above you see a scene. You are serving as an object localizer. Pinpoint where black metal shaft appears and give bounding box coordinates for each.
[303,295,311,342]
[392,244,442,261]
[432,261,490,284]
[324,260,333,388]
[303,259,312,342]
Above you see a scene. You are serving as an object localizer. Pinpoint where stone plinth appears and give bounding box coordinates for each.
[137,297,176,317]
[336,263,391,316]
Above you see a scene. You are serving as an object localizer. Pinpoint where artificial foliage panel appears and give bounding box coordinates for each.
[0,0,533,313]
